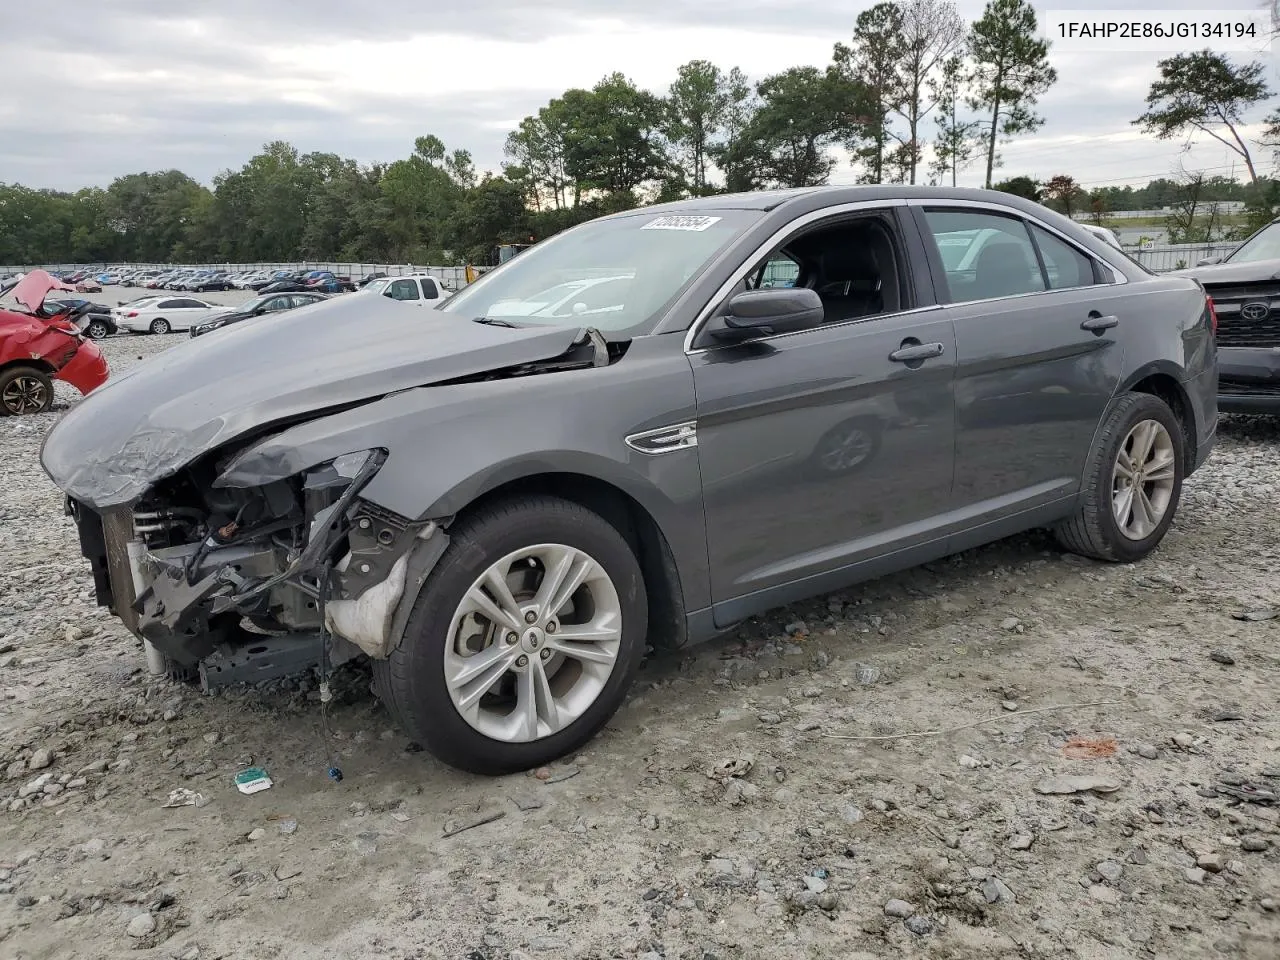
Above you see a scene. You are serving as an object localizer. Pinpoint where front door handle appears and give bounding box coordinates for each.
[1081,313,1119,332]
[889,341,945,363]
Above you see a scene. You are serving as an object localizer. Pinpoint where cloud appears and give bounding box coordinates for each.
[0,0,1274,191]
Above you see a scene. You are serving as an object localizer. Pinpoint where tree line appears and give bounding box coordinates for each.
[2,0,1277,266]
[0,0,1057,266]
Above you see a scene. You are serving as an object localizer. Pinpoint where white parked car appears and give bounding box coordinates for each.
[112,296,227,334]
[362,274,452,304]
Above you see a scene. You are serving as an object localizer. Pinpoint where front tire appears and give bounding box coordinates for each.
[374,495,648,775]
[86,319,110,339]
[150,318,171,335]
[1054,392,1184,562]
[0,366,54,415]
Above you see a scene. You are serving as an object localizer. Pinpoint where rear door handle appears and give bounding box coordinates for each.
[1081,313,1119,332]
[889,341,945,363]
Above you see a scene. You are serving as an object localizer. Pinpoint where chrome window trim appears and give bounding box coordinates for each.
[905,197,1130,290]
[682,199,909,355]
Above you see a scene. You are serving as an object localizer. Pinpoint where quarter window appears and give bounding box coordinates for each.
[1028,224,1097,290]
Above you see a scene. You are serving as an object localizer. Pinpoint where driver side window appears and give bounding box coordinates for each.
[387,279,420,301]
[750,254,801,289]
[740,212,907,325]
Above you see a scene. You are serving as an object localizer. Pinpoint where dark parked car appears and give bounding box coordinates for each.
[42,186,1216,775]
[307,276,355,294]
[358,271,388,287]
[46,298,117,339]
[190,291,328,337]
[190,274,235,292]
[257,279,313,294]
[1170,219,1280,412]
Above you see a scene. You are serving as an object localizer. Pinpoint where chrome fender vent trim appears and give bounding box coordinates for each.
[625,421,698,455]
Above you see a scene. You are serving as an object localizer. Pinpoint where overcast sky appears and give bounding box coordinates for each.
[0,0,1276,192]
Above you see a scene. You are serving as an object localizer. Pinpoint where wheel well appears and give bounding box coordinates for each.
[459,473,689,651]
[0,358,55,377]
[1129,374,1195,472]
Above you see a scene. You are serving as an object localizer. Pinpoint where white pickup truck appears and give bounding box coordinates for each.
[363,274,453,305]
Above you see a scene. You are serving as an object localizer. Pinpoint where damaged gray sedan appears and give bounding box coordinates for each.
[42,187,1217,774]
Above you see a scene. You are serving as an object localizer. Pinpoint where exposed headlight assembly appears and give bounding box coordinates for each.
[215,449,387,605]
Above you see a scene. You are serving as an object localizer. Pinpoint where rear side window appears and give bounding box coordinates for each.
[1028,224,1096,290]
[158,299,181,309]
[923,209,1045,303]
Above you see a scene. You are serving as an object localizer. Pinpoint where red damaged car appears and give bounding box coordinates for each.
[0,271,110,415]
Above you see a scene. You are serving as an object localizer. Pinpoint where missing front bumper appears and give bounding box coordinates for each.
[68,495,450,667]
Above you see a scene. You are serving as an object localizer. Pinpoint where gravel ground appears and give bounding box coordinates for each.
[1,330,1278,960]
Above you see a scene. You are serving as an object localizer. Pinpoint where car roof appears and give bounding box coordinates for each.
[601,184,1062,218]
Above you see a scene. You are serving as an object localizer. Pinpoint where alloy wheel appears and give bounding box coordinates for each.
[1112,419,1177,540]
[444,543,622,743]
[1,375,50,415]
[819,425,874,472]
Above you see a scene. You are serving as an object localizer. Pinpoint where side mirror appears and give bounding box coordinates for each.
[1196,256,1223,266]
[706,287,824,343]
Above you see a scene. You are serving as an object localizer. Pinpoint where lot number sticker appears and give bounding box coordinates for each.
[641,215,723,231]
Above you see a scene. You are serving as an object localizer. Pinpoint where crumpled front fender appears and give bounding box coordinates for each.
[53,339,109,396]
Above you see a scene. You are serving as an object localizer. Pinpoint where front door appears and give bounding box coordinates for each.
[690,209,958,622]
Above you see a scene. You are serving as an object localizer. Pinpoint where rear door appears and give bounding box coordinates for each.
[909,202,1127,520]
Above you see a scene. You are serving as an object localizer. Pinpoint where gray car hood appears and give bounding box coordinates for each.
[1167,259,1280,284]
[41,294,584,508]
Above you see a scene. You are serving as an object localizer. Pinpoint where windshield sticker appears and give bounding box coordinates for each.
[641,215,723,232]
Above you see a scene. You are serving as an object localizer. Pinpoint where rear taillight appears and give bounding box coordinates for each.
[126,311,139,318]
[1206,295,1218,335]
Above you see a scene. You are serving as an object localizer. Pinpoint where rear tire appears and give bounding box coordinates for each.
[86,320,110,339]
[1054,392,1184,563]
[373,495,648,775]
[150,318,171,335]
[0,366,55,416]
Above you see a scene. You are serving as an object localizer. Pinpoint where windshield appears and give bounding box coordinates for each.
[439,209,762,337]
[1226,221,1280,263]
